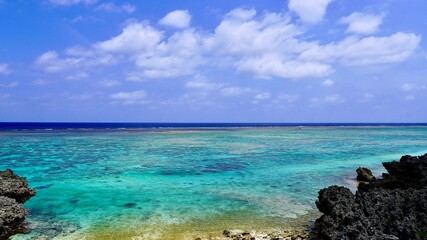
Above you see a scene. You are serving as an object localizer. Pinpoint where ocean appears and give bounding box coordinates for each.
[1,123,427,239]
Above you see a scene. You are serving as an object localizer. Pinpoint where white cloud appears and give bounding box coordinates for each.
[300,32,421,65]
[212,9,332,78]
[220,87,252,96]
[401,83,414,91]
[35,51,84,73]
[66,72,88,80]
[212,9,301,55]
[134,29,205,78]
[34,8,420,82]
[321,79,334,87]
[185,76,222,91]
[68,94,92,100]
[324,94,343,103]
[159,10,191,29]
[94,22,204,78]
[254,92,271,100]
[96,2,135,14]
[48,0,97,6]
[35,51,69,72]
[340,12,384,35]
[95,23,162,53]
[110,90,147,104]
[0,64,11,75]
[98,80,121,87]
[277,93,299,103]
[401,83,425,91]
[310,94,344,106]
[236,55,332,79]
[288,0,333,24]
[35,48,116,73]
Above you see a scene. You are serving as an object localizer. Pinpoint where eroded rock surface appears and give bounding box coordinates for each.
[0,169,36,203]
[0,169,35,239]
[356,167,376,182]
[311,153,427,240]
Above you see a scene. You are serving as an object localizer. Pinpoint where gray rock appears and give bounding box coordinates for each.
[0,169,36,239]
[356,167,376,182]
[0,169,36,203]
[311,153,427,240]
[0,196,27,239]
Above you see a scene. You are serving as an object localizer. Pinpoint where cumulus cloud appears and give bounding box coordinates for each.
[159,10,191,29]
[340,12,384,35]
[185,76,222,91]
[220,87,252,96]
[254,92,271,100]
[288,0,333,24]
[236,55,332,79]
[66,72,88,80]
[68,94,92,100]
[35,48,116,73]
[277,93,299,103]
[401,83,414,91]
[134,29,205,78]
[35,51,77,73]
[96,2,135,14]
[34,7,421,82]
[0,64,11,75]
[401,83,425,91]
[48,0,97,6]
[95,24,162,53]
[213,9,332,78]
[321,79,334,87]
[300,32,421,65]
[310,94,344,106]
[110,90,147,104]
[94,22,204,78]
[98,80,121,87]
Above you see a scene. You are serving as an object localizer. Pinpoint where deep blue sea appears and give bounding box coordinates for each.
[1,123,426,239]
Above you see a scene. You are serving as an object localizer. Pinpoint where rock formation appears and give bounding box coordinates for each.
[356,167,376,182]
[310,153,427,240]
[0,169,36,239]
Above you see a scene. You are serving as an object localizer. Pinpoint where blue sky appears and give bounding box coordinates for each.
[0,0,426,122]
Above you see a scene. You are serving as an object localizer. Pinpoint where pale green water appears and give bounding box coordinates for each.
[1,127,426,239]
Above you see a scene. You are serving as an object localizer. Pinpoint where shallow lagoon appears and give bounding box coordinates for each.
[1,126,427,239]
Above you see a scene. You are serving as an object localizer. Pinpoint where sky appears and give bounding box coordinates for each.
[0,0,426,122]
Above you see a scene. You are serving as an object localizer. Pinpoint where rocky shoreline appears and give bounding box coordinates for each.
[310,153,427,240]
[0,169,36,239]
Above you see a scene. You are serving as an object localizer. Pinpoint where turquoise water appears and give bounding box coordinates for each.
[1,127,427,239]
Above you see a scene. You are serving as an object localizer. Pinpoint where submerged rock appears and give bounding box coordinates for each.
[311,153,427,240]
[0,169,36,239]
[356,167,376,182]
